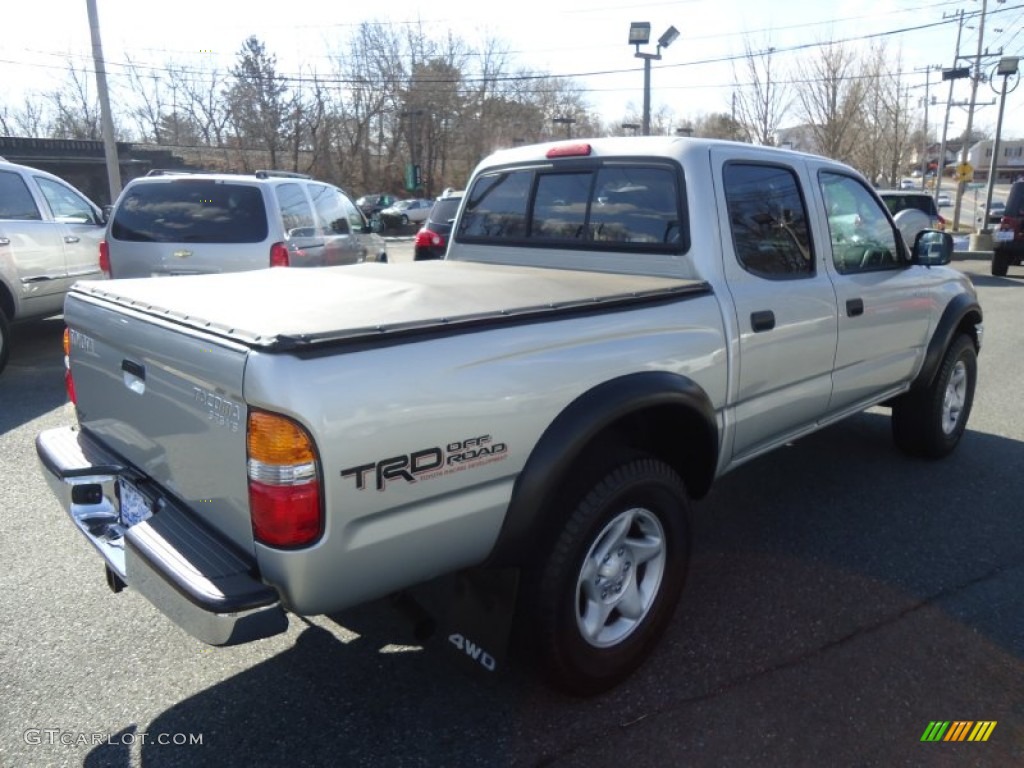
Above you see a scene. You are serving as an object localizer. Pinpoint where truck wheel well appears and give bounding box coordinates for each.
[0,282,14,321]
[591,405,715,500]
[488,372,718,569]
[510,403,714,573]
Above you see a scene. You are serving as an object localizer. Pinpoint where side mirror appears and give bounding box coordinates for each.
[913,230,953,266]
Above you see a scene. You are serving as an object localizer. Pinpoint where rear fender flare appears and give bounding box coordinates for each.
[487,371,718,566]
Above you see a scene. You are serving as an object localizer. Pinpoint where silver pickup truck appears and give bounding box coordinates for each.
[37,137,982,695]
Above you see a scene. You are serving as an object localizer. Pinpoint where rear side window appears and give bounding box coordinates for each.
[35,176,96,223]
[0,171,41,220]
[457,164,684,250]
[276,183,316,238]
[308,183,350,235]
[111,181,268,243]
[459,172,531,239]
[428,197,461,225]
[723,163,813,278]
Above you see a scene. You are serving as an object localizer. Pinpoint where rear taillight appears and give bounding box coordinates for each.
[62,328,76,405]
[99,240,110,277]
[1002,216,1022,240]
[270,242,290,267]
[247,410,322,548]
[414,229,445,249]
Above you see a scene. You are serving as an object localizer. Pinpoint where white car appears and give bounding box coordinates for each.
[0,160,107,374]
[936,193,952,207]
[379,198,433,227]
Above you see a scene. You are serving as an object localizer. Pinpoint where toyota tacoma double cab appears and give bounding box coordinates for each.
[37,138,982,695]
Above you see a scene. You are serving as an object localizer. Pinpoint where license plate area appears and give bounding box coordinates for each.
[995,230,1014,242]
[118,479,154,527]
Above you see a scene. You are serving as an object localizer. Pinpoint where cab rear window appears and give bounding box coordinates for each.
[457,164,686,252]
[111,181,268,243]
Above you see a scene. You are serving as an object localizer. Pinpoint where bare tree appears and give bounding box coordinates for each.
[794,42,868,164]
[849,44,914,185]
[733,41,790,145]
[179,62,230,147]
[47,61,104,140]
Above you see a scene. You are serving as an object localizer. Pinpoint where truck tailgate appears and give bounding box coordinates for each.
[64,291,254,554]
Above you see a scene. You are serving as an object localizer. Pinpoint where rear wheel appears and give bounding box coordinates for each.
[991,249,1011,277]
[0,311,9,375]
[525,457,691,695]
[892,334,976,458]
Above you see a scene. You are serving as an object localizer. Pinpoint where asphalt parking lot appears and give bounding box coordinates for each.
[1,257,1022,767]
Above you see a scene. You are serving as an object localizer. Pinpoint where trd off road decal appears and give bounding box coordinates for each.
[341,434,508,491]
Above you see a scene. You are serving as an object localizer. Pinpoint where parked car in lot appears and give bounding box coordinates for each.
[102,169,387,278]
[876,190,945,244]
[354,192,397,221]
[936,193,952,207]
[991,181,1024,276]
[413,188,464,260]
[378,198,432,229]
[0,160,106,374]
[976,200,1006,229]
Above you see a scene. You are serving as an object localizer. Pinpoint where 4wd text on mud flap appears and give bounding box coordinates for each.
[448,633,497,672]
[341,434,508,491]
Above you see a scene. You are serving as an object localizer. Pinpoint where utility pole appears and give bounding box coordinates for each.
[952,0,987,234]
[916,65,940,189]
[86,0,121,204]
[934,10,966,209]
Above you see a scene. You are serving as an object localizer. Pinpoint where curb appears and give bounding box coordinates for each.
[952,250,993,262]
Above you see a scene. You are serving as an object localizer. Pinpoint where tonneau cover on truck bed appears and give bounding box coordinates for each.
[71,261,708,349]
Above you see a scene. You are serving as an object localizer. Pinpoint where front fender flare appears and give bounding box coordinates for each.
[913,293,982,392]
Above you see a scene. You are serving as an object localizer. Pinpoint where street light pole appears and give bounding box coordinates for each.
[982,57,1021,234]
[953,0,987,234]
[629,22,678,136]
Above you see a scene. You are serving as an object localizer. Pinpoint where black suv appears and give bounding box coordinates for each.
[413,189,464,260]
[991,181,1024,276]
[355,193,397,224]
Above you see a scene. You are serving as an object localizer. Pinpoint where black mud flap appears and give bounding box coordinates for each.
[395,568,519,681]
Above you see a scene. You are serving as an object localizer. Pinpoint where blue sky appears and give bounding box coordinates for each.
[3,0,1023,138]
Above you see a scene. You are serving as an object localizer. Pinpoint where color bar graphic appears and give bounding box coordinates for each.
[920,721,996,742]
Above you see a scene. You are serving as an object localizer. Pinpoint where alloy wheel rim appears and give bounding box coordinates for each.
[942,360,968,435]
[575,506,666,648]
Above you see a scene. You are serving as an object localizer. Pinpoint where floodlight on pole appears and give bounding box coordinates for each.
[629,23,678,136]
[981,56,1020,234]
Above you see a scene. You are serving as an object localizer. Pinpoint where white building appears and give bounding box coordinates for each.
[965,138,1024,182]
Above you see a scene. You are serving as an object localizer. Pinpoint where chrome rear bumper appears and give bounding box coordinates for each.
[36,426,287,645]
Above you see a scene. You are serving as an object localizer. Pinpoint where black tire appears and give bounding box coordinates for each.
[991,250,1011,277]
[892,334,976,458]
[401,214,410,226]
[526,457,691,696]
[0,311,9,375]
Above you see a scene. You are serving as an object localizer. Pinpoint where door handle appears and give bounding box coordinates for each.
[846,298,864,317]
[64,236,80,244]
[750,310,775,332]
